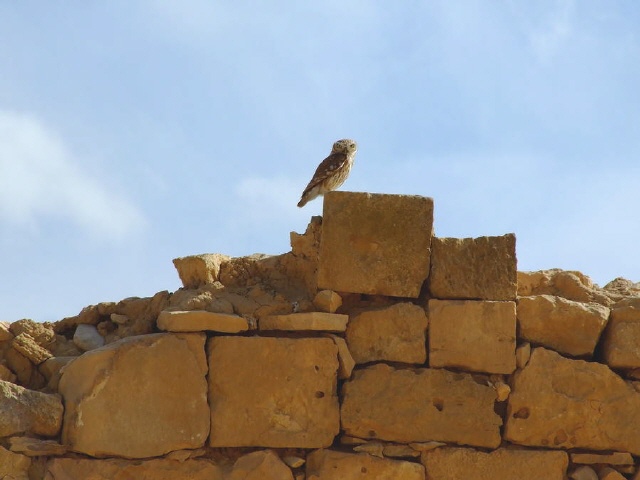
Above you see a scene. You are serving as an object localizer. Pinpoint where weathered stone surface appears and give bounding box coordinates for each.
[306,449,425,479]
[346,302,428,364]
[603,304,640,368]
[228,450,294,480]
[505,347,640,454]
[421,447,568,480]
[0,363,17,383]
[173,253,231,289]
[569,465,598,480]
[382,444,421,458]
[341,363,502,448]
[259,312,348,332]
[318,191,433,298]
[10,319,55,346]
[325,334,355,379]
[209,337,339,448]
[73,324,105,351]
[157,309,249,333]
[5,346,45,389]
[9,437,67,456]
[313,290,343,313]
[12,333,52,365]
[44,458,224,480]
[570,451,634,465]
[518,269,612,305]
[517,295,609,357]
[428,300,516,374]
[59,333,209,458]
[516,342,532,368]
[430,234,517,300]
[0,445,31,480]
[39,356,75,391]
[0,379,62,437]
[601,467,628,480]
[0,321,14,341]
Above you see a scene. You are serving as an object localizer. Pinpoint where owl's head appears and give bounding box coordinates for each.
[332,139,357,154]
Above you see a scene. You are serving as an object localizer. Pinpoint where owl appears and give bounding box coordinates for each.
[297,139,358,208]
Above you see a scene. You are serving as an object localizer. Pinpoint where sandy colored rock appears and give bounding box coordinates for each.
[600,467,628,480]
[517,269,612,305]
[517,295,609,357]
[12,332,52,365]
[429,234,517,300]
[39,356,75,391]
[0,321,14,341]
[0,380,62,437]
[603,304,640,368]
[325,334,355,379]
[259,312,348,332]
[59,333,209,458]
[428,300,516,374]
[341,363,502,448]
[44,458,223,480]
[73,324,105,351]
[157,309,249,333]
[9,437,67,456]
[346,302,428,364]
[0,445,31,480]
[570,452,634,465]
[421,447,568,480]
[0,363,17,383]
[313,290,343,313]
[318,191,433,298]
[10,319,55,346]
[306,449,425,480]
[516,342,532,368]
[505,347,640,454]
[172,253,230,289]
[353,442,384,457]
[5,346,45,389]
[209,336,339,448]
[382,444,421,458]
[228,450,294,480]
[569,465,598,480]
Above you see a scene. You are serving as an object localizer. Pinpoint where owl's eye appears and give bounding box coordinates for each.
[350,143,356,148]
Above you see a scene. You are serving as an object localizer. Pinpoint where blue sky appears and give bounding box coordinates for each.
[1,1,639,322]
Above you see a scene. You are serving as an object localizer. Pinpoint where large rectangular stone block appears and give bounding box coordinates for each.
[505,347,640,454]
[340,363,501,448]
[429,234,517,300]
[208,337,339,448]
[602,303,640,368]
[428,300,516,374]
[421,447,568,480]
[318,191,433,298]
[307,449,425,479]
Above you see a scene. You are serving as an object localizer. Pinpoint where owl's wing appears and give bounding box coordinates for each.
[301,151,348,196]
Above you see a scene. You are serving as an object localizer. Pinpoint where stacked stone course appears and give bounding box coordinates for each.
[1,190,640,479]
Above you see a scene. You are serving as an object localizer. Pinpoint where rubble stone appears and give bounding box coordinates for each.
[12,333,52,365]
[259,312,348,332]
[228,449,294,480]
[428,300,516,374]
[306,449,425,479]
[313,290,343,313]
[10,319,55,346]
[157,309,249,333]
[325,334,355,379]
[209,337,339,448]
[603,304,640,368]
[421,447,568,480]
[0,445,31,480]
[0,379,63,437]
[318,191,433,298]
[505,347,640,454]
[429,234,517,300]
[341,363,502,448]
[517,295,609,357]
[9,437,67,456]
[173,253,231,289]
[346,302,428,364]
[570,452,634,465]
[59,333,209,458]
[73,324,105,351]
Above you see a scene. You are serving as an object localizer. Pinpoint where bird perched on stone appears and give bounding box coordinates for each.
[297,139,358,208]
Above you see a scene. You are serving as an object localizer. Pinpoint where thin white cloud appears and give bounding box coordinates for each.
[0,110,145,241]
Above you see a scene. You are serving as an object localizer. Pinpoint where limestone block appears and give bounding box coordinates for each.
[39,356,75,391]
[157,310,249,333]
[9,437,67,456]
[516,342,532,368]
[306,449,425,480]
[12,333,52,365]
[44,458,224,480]
[0,321,14,341]
[600,467,628,480]
[570,451,634,465]
[505,347,640,454]
[341,363,502,448]
[429,234,517,300]
[73,324,105,351]
[325,334,355,379]
[318,191,433,298]
[517,295,610,357]
[0,379,63,437]
[59,333,209,458]
[313,290,343,313]
[569,466,598,480]
[0,363,17,383]
[172,253,230,289]
[421,447,568,480]
[228,450,294,480]
[603,305,640,368]
[0,445,31,480]
[5,346,45,389]
[346,302,428,364]
[428,300,516,374]
[259,312,348,332]
[517,269,612,305]
[10,318,55,346]
[208,336,339,448]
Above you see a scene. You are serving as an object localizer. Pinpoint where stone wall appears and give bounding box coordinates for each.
[1,191,640,480]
